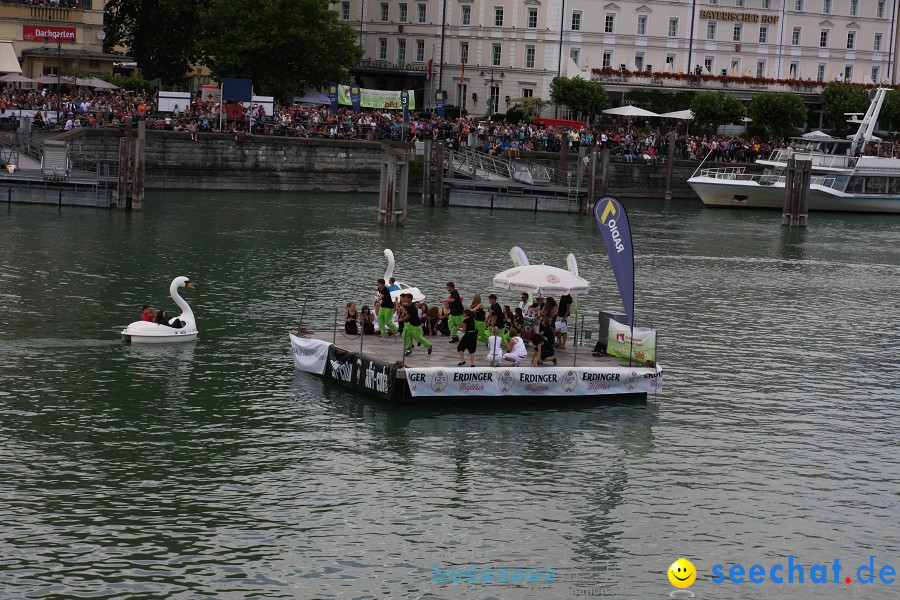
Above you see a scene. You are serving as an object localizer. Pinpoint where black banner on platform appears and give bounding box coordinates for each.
[325,347,400,400]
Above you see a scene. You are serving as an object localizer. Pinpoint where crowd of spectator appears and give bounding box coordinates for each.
[0,84,813,164]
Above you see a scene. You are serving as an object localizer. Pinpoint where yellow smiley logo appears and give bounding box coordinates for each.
[668,558,697,588]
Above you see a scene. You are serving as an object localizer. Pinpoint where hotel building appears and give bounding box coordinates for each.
[339,0,900,115]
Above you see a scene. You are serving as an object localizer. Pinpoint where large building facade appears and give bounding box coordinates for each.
[0,1,122,78]
[340,0,900,115]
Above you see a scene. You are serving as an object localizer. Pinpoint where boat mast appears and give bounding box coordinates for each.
[849,88,889,150]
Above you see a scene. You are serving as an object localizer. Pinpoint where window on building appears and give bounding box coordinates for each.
[756,59,766,78]
[823,0,831,14]
[637,15,647,35]
[872,66,880,82]
[399,3,407,22]
[878,0,886,18]
[850,0,857,16]
[846,31,856,50]
[526,46,535,69]
[522,88,534,98]
[417,3,426,23]
[635,53,644,70]
[736,0,744,6]
[759,25,768,44]
[795,0,803,11]
[733,23,742,42]
[731,58,741,74]
[570,48,580,67]
[844,65,852,81]
[704,56,714,74]
[571,11,582,31]
[874,33,883,51]
[817,64,826,81]
[378,38,387,60]
[457,83,467,111]
[666,54,676,70]
[397,39,406,64]
[707,22,716,40]
[380,2,388,22]
[709,0,718,5]
[460,42,468,64]
[602,51,612,68]
[461,5,471,25]
[820,29,829,48]
[416,39,425,62]
[792,27,801,45]
[669,18,678,38]
[605,14,615,34]
[789,62,799,78]
[528,8,537,28]
[340,1,350,20]
[762,0,770,7]
[494,7,504,27]
[489,85,500,115]
[492,43,501,66]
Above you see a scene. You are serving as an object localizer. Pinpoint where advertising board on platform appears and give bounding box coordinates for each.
[606,319,657,363]
[337,85,417,110]
[326,346,400,400]
[290,334,330,375]
[23,26,76,43]
[405,366,663,398]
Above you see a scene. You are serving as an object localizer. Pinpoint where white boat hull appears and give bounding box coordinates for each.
[688,176,900,214]
[121,322,198,344]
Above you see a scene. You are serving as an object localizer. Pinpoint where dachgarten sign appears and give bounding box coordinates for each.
[699,10,780,23]
[23,25,77,43]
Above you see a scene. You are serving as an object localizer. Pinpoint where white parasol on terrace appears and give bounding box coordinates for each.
[658,109,694,120]
[493,264,590,296]
[0,74,37,84]
[602,105,660,118]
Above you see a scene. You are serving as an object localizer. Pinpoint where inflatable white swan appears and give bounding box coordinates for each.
[121,276,198,343]
[383,249,425,302]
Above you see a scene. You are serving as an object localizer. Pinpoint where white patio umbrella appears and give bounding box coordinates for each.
[602,105,660,118]
[493,264,591,296]
[85,77,119,90]
[802,130,831,139]
[658,109,694,120]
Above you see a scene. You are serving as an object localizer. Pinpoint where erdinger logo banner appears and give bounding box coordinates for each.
[405,366,663,397]
[325,346,399,400]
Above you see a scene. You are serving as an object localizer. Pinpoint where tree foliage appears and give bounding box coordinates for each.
[820,83,870,136]
[507,97,550,123]
[201,0,363,100]
[877,89,900,131]
[104,0,206,85]
[550,76,608,120]
[625,90,696,114]
[747,92,807,140]
[690,91,744,131]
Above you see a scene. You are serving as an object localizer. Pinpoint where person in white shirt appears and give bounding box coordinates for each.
[517,293,530,314]
[486,327,504,366]
[502,328,528,365]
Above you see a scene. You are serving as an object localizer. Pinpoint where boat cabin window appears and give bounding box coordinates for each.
[846,176,865,193]
[844,176,900,195]
[828,174,850,191]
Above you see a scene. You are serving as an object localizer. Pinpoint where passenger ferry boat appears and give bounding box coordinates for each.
[688,88,900,214]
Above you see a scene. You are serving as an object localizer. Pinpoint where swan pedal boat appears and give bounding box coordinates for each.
[121,276,199,344]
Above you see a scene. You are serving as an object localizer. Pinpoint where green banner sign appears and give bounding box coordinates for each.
[337,85,416,110]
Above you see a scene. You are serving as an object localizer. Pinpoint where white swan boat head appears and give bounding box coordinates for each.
[121,276,198,343]
[383,249,425,302]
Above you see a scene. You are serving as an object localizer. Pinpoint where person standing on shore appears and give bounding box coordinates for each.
[443,282,465,343]
[375,279,397,337]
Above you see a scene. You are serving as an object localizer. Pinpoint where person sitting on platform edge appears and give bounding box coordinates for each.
[443,282,465,343]
[344,301,359,335]
[360,305,376,335]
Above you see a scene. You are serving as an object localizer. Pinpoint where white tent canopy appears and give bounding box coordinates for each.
[493,264,590,296]
[658,109,694,120]
[602,105,660,118]
[0,74,36,83]
[0,42,22,74]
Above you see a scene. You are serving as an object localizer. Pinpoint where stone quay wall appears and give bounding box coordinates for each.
[41,129,738,199]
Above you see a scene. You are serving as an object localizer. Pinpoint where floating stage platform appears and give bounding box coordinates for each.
[290,331,663,404]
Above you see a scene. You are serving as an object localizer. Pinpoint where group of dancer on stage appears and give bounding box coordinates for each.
[342,279,572,368]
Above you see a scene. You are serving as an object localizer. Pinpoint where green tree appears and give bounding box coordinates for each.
[820,83,870,136]
[507,97,550,123]
[201,0,363,100]
[877,88,900,131]
[747,92,807,140]
[690,91,745,132]
[550,76,608,120]
[104,0,206,85]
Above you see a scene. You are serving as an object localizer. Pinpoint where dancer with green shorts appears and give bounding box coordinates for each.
[443,282,465,343]
[376,278,398,336]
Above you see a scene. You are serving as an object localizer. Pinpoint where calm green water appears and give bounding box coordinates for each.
[0,192,898,599]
